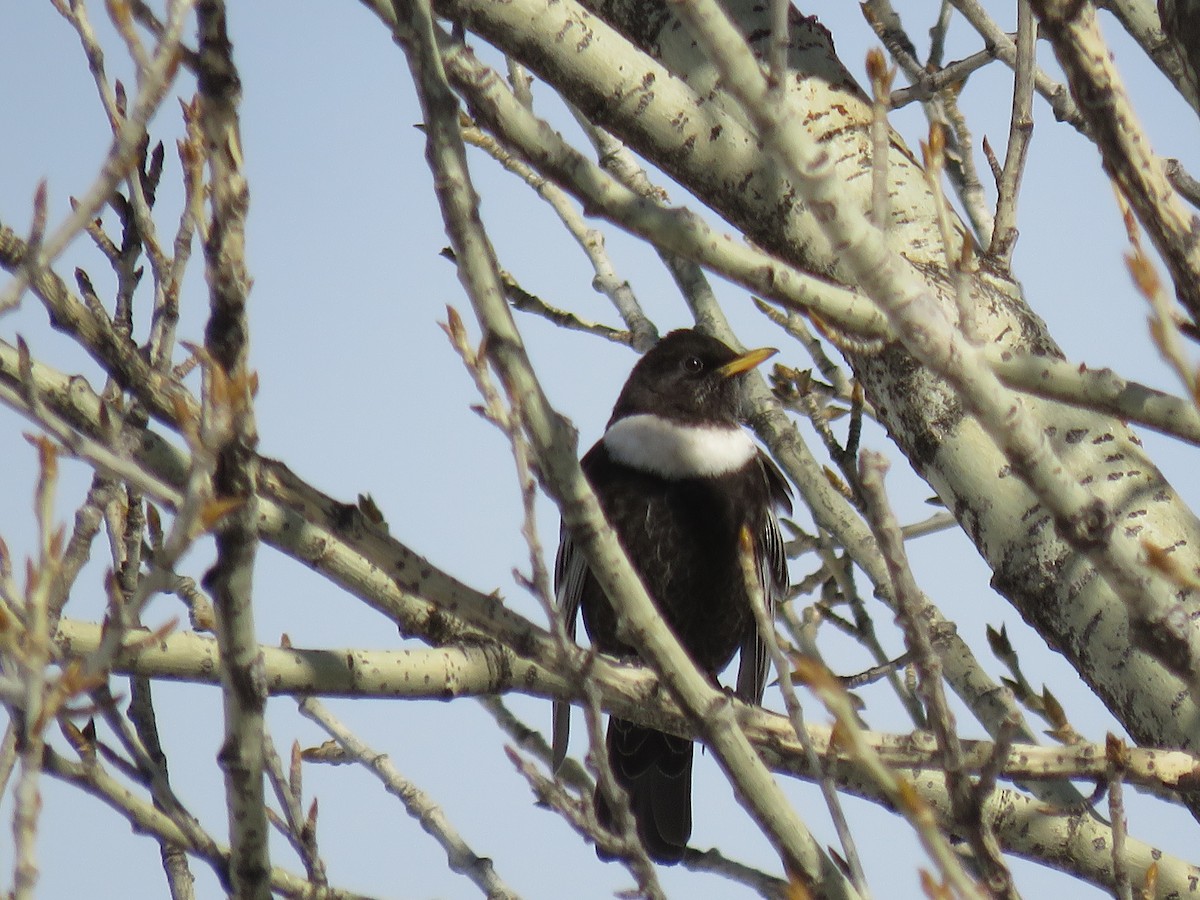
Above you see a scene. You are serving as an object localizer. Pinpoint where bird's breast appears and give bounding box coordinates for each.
[581,460,769,672]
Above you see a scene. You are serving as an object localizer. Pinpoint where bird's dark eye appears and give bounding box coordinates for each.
[682,356,704,374]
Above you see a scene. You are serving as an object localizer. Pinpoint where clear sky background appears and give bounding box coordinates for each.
[2,1,1200,898]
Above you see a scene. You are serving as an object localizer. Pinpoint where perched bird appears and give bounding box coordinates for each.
[552,329,791,864]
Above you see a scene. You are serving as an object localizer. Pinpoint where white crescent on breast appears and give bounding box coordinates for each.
[603,413,757,479]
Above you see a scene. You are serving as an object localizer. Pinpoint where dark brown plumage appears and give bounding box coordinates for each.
[1160,0,1200,108]
[552,329,791,863]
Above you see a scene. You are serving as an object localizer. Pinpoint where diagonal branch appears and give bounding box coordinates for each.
[1032,0,1200,323]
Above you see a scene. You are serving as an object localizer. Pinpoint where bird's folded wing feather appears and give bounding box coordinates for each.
[552,526,587,771]
[736,453,792,705]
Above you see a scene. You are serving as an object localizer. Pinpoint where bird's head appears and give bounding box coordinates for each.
[609,329,777,427]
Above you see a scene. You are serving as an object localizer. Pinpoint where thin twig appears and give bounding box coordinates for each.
[1106,735,1133,900]
[738,529,870,898]
[299,698,520,899]
[859,452,1015,896]
[43,746,360,899]
[866,50,894,229]
[263,734,326,885]
[459,122,654,342]
[0,0,193,313]
[988,0,1035,267]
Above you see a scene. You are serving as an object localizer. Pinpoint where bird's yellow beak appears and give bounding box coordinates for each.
[717,346,777,378]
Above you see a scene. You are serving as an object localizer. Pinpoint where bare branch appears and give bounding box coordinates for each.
[1031,0,1200,323]
[0,0,193,313]
[193,4,268,895]
[299,698,520,899]
[859,453,1014,897]
[988,0,1036,267]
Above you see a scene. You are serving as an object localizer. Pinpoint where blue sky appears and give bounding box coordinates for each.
[3,1,1200,897]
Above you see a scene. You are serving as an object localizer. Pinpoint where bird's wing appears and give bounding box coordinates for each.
[737,452,792,705]
[552,524,587,771]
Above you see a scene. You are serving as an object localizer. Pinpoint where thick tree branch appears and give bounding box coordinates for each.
[54,616,1200,894]
[51,620,1200,800]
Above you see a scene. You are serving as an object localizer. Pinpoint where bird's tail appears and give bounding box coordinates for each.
[595,718,693,864]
